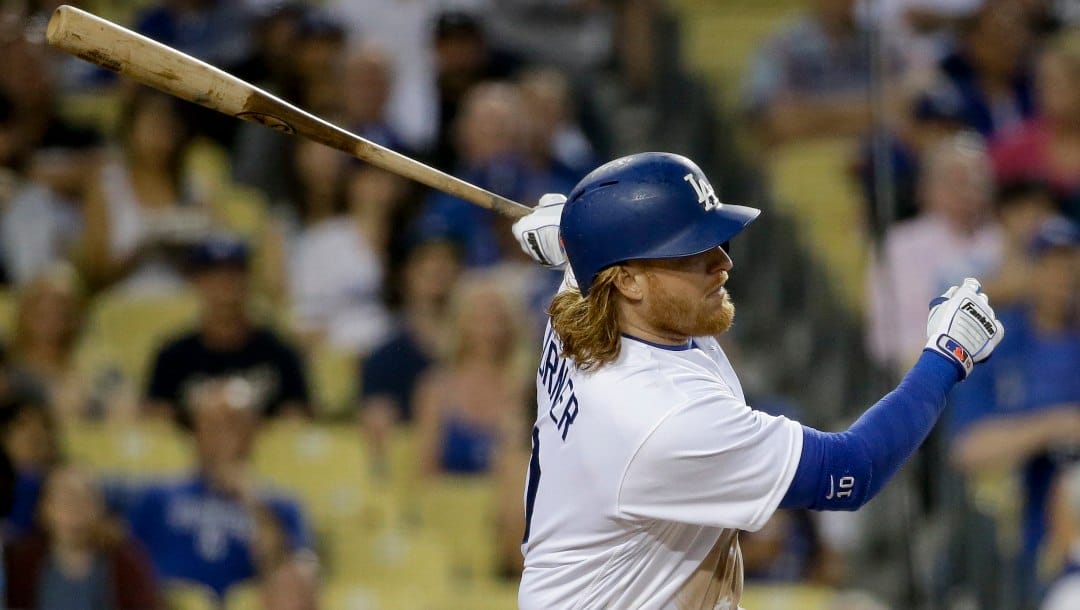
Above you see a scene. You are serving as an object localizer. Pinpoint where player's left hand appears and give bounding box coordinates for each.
[924,278,1005,379]
[512,193,566,268]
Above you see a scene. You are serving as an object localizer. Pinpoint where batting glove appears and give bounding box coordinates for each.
[924,278,1005,379]
[512,193,567,268]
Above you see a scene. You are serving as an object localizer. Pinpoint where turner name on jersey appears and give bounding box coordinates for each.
[539,325,579,441]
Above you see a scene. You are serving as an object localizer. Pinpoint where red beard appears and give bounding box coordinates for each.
[645,278,735,338]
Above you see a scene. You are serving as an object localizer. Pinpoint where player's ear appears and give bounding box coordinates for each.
[612,264,645,302]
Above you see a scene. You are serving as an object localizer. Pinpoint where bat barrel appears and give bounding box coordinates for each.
[45,5,532,219]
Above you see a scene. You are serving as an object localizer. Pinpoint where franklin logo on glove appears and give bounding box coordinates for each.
[961,301,997,336]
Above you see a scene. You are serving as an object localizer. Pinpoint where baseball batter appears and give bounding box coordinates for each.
[510,153,1005,609]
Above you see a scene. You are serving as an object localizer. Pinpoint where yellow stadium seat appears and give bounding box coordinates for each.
[310,346,359,419]
[62,420,191,476]
[76,289,200,392]
[768,139,869,310]
[442,581,519,610]
[253,422,371,525]
[740,584,837,610]
[56,90,124,135]
[327,524,451,591]
[163,580,218,610]
[384,428,421,509]
[0,289,16,341]
[323,575,444,610]
[416,476,498,583]
[223,581,261,610]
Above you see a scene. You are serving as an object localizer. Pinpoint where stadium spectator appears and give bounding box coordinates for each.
[948,216,1080,607]
[430,10,519,171]
[328,0,442,152]
[982,180,1059,307]
[287,163,402,354]
[518,67,596,185]
[4,464,161,610]
[420,82,562,267]
[1043,463,1080,610]
[990,30,1080,218]
[135,0,255,74]
[913,0,1037,139]
[7,265,96,421]
[742,0,905,146]
[480,0,614,77]
[291,10,347,118]
[0,398,59,541]
[231,1,305,95]
[343,43,406,152]
[123,379,314,600]
[78,90,209,294]
[0,28,102,200]
[741,509,839,585]
[280,138,349,232]
[867,133,1002,372]
[414,272,529,477]
[0,93,88,287]
[133,0,256,147]
[145,236,311,423]
[230,4,308,204]
[359,228,464,461]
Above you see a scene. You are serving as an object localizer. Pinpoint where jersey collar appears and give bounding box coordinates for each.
[621,333,693,351]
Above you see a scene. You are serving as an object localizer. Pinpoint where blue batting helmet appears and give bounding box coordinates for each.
[561,152,761,296]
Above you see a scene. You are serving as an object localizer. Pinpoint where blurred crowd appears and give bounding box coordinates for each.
[738,0,1078,609]
[0,0,1075,609]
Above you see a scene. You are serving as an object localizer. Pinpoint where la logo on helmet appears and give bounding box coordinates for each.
[683,173,721,211]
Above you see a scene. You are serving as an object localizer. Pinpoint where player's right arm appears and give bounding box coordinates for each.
[779,278,1004,511]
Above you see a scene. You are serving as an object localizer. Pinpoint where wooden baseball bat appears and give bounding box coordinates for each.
[45,5,531,220]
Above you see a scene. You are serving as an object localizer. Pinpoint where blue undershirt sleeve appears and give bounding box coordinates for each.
[779,349,961,511]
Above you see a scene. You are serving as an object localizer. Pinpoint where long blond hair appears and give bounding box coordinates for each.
[548,267,623,371]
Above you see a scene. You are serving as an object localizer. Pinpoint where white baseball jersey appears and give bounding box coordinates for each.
[519,323,804,610]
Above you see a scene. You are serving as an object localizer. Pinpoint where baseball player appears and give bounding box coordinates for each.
[510,152,1005,609]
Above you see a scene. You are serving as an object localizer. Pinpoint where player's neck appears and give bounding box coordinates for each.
[617,312,689,347]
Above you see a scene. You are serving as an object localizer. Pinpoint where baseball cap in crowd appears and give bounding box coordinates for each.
[1029,216,1080,256]
[187,235,250,272]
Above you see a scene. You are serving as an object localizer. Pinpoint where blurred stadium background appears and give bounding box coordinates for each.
[0,1,1077,609]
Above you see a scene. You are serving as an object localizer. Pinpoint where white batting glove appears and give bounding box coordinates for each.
[924,278,1005,378]
[512,193,567,268]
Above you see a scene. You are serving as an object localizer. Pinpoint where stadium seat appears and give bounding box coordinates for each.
[740,584,837,610]
[163,580,219,610]
[767,139,869,309]
[416,476,498,583]
[441,581,520,610]
[327,525,451,592]
[222,581,261,610]
[322,581,441,610]
[252,422,371,525]
[62,419,191,475]
[309,345,359,419]
[76,288,200,392]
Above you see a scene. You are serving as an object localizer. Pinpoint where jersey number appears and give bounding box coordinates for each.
[522,425,541,544]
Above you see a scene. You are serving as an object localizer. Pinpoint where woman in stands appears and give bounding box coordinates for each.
[3,464,161,610]
[78,89,208,293]
[7,264,96,420]
[414,271,530,477]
